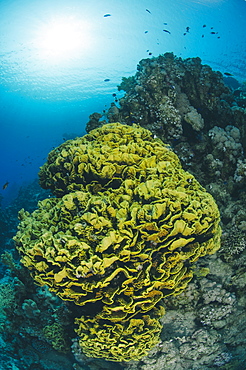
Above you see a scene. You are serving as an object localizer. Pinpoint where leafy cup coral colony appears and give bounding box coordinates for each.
[14,122,221,362]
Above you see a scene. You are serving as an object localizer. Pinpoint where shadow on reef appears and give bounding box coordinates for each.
[0,52,245,370]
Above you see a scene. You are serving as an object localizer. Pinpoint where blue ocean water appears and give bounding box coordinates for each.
[0,0,245,206]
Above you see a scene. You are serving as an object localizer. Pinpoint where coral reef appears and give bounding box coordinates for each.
[0,52,245,368]
[43,322,70,352]
[0,252,74,370]
[121,247,246,370]
[0,180,74,370]
[86,52,246,272]
[87,53,246,211]
[207,125,243,180]
[14,123,221,362]
[86,112,105,133]
[0,179,51,252]
[77,52,246,369]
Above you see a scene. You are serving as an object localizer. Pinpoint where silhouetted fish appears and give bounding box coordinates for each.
[146,9,151,14]
[104,79,110,82]
[224,72,233,76]
[2,181,9,190]
[104,14,111,17]
[163,29,171,34]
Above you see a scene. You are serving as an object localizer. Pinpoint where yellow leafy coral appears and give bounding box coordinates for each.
[43,322,69,353]
[14,123,221,362]
[75,304,165,362]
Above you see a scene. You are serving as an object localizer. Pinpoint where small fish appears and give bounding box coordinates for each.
[144,30,148,33]
[148,52,152,55]
[104,14,111,17]
[163,29,171,34]
[2,181,9,190]
[211,31,216,34]
[203,24,206,28]
[224,72,233,76]
[104,78,110,82]
[183,33,187,36]
[211,27,214,29]
[146,9,151,14]
[217,36,220,39]
[186,26,190,32]
[112,93,117,97]
[163,22,168,25]
[202,34,204,38]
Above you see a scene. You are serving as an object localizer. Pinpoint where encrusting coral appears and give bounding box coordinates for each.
[14,123,221,362]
